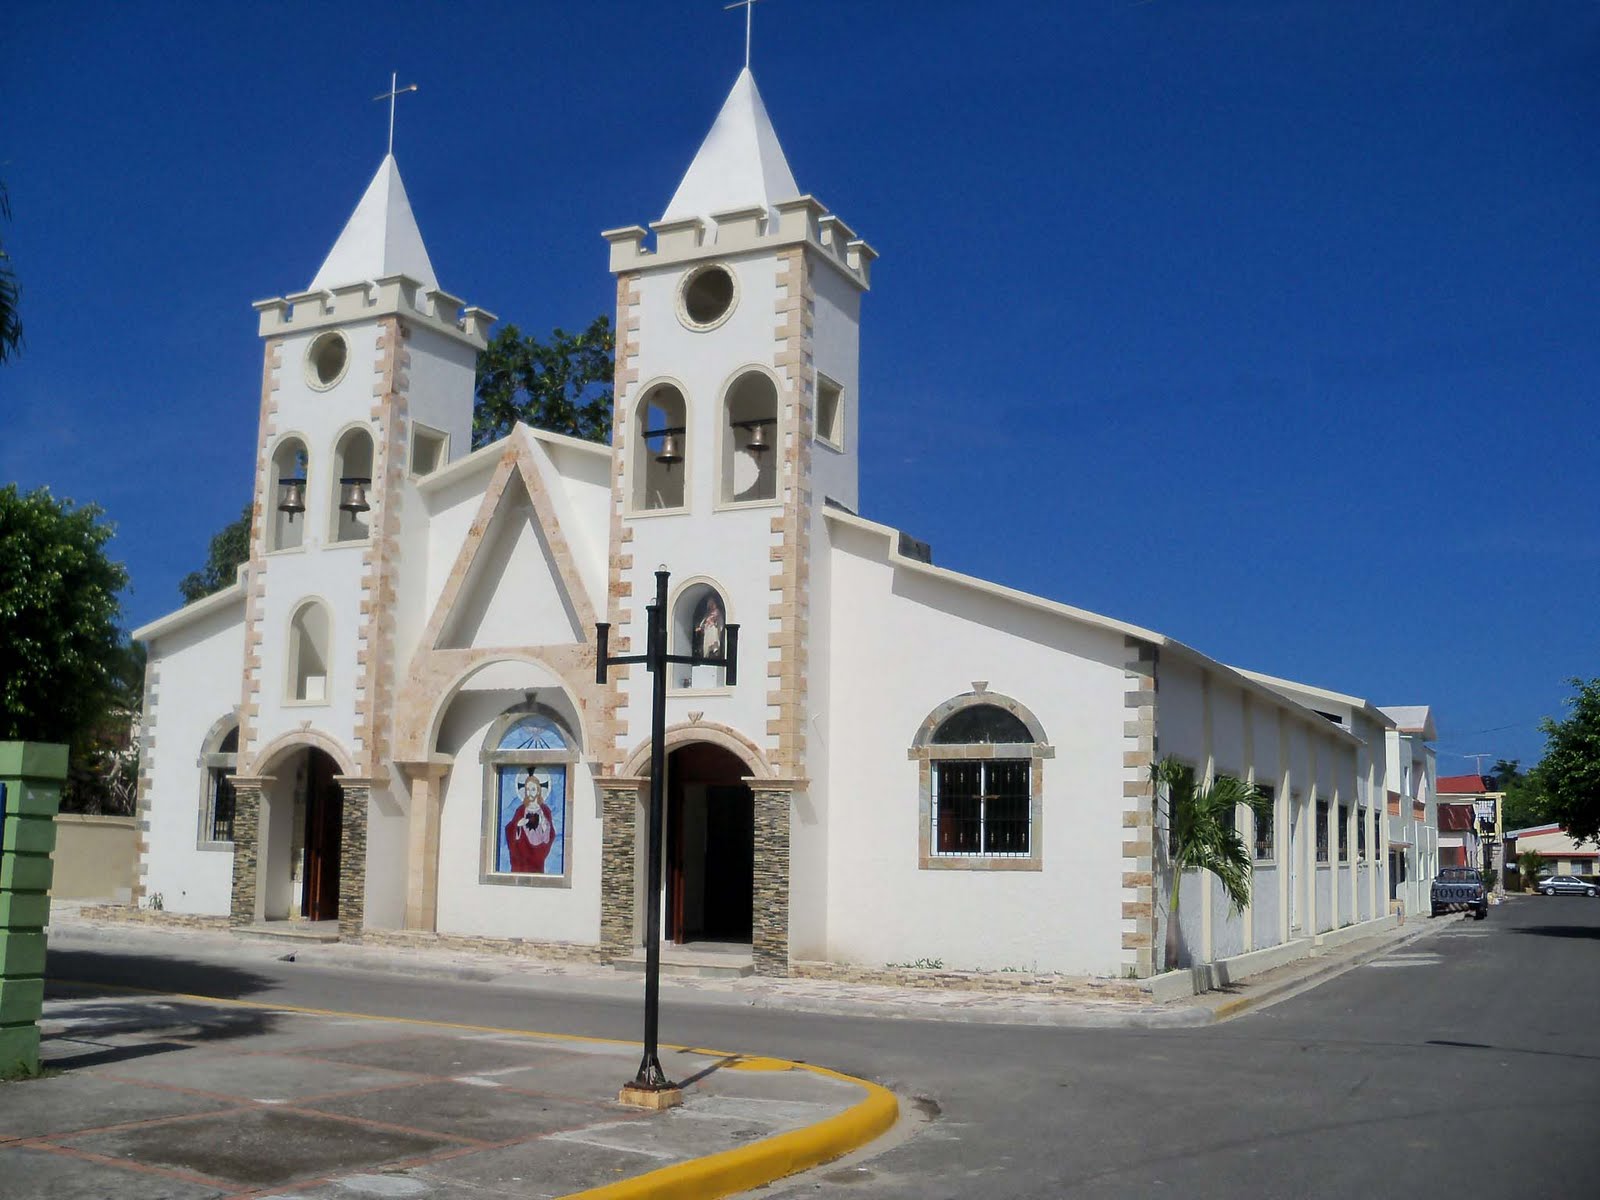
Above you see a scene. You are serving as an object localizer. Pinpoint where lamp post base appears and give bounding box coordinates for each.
[619,1082,684,1110]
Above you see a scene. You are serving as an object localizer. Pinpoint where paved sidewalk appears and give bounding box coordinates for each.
[2,988,892,1199]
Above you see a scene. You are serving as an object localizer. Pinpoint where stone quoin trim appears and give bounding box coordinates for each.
[767,246,814,775]
[1122,637,1159,977]
[352,316,409,778]
[130,655,161,905]
[601,272,642,773]
[239,338,283,769]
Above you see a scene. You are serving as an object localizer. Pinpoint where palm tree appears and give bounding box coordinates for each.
[1151,756,1270,972]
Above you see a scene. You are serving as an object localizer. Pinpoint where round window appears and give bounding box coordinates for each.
[306,331,349,389]
[678,264,738,330]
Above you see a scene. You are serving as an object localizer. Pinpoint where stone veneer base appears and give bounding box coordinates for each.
[790,961,1149,1003]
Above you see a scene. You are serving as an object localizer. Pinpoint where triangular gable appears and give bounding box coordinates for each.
[419,429,599,654]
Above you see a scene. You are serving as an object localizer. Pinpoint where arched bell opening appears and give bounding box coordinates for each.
[632,382,687,512]
[720,370,777,504]
[330,426,375,544]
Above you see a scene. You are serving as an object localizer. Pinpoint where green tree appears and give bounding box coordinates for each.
[1536,678,1600,846]
[1492,757,1553,832]
[0,485,128,745]
[1516,849,1545,892]
[0,179,20,363]
[1151,757,1270,971]
[61,639,145,815]
[472,316,614,448]
[178,504,252,603]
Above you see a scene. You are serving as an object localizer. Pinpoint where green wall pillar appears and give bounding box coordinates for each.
[0,741,68,1076]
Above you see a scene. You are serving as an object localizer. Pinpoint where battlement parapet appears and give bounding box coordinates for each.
[252,273,496,347]
[602,194,875,290]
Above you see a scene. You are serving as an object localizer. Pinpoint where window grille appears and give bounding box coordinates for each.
[932,759,1030,857]
[1316,799,1330,862]
[1338,804,1350,862]
[1254,784,1275,860]
[1357,807,1367,859]
[207,768,236,842]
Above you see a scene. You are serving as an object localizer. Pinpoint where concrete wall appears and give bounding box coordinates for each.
[141,595,247,915]
[50,814,137,903]
[821,520,1130,975]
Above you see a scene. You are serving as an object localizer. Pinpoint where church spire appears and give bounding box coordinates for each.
[309,154,438,292]
[661,68,799,226]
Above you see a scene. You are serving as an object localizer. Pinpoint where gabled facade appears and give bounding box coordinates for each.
[133,68,1410,983]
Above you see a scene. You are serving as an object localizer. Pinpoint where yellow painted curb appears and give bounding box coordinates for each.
[568,1063,898,1200]
[47,977,900,1198]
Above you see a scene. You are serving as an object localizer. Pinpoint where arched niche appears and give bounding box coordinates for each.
[670,578,730,690]
[287,599,332,703]
[632,381,687,512]
[330,426,375,544]
[721,370,777,504]
[268,436,309,552]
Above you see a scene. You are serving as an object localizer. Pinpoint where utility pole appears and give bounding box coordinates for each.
[596,569,738,1107]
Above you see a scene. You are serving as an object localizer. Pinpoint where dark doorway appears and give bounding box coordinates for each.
[301,748,343,922]
[665,743,754,944]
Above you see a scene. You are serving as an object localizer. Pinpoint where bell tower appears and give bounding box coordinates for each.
[601,68,876,780]
[239,155,493,782]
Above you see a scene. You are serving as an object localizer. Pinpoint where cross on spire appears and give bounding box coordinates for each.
[373,71,418,157]
[724,0,765,70]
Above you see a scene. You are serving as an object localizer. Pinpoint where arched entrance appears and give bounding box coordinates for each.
[665,742,753,945]
[261,747,344,923]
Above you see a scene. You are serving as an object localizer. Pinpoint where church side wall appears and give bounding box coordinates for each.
[140,602,247,915]
[1153,658,1368,965]
[822,530,1130,976]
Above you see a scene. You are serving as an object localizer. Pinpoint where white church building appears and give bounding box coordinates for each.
[132,69,1434,982]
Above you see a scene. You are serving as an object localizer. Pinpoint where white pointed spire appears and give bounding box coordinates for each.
[662,68,799,226]
[310,154,438,292]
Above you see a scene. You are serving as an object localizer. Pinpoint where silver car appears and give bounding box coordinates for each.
[1538,875,1598,897]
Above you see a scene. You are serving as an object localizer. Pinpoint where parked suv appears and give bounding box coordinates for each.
[1431,867,1488,920]
[1537,875,1598,898]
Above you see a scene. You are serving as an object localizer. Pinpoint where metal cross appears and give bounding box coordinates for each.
[373,71,418,157]
[724,0,765,70]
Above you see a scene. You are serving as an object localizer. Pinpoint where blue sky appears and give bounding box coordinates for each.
[4,1,1596,770]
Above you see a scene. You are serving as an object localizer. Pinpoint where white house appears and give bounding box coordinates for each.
[132,67,1421,982]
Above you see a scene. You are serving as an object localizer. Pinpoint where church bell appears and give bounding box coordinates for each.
[277,477,307,521]
[339,477,372,515]
[745,421,770,455]
[654,432,684,468]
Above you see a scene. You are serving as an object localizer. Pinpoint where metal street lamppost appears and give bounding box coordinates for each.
[596,568,738,1105]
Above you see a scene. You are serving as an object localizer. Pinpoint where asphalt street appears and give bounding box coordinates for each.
[38,896,1600,1198]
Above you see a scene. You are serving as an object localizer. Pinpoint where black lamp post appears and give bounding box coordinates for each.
[596,568,738,1100]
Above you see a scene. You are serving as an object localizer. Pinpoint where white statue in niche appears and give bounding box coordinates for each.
[694,594,724,660]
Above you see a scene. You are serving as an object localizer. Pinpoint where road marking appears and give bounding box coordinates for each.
[1365,954,1443,968]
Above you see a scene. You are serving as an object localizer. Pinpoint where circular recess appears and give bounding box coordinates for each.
[306,331,350,389]
[678,264,738,331]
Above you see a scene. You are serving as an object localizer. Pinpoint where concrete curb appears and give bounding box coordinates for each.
[42,974,900,1199]
[1206,914,1457,1023]
[568,1062,899,1200]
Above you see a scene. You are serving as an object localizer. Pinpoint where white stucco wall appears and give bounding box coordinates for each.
[140,594,247,914]
[432,665,602,945]
[821,522,1131,975]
